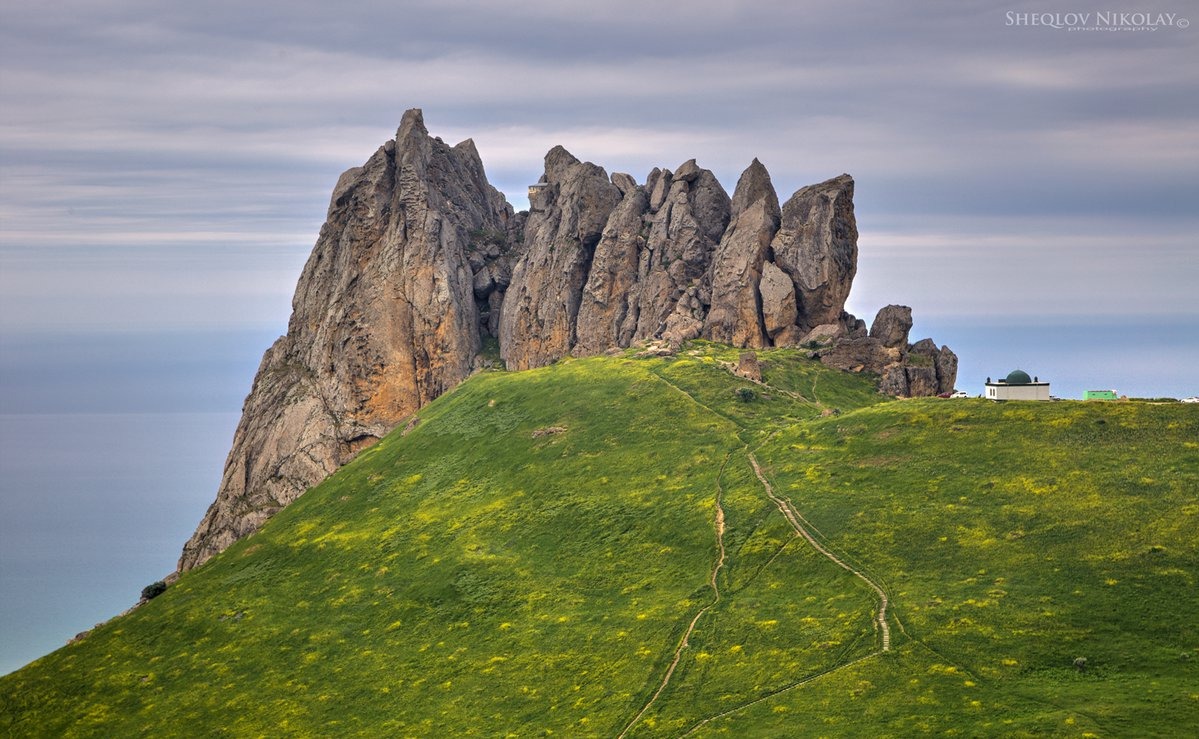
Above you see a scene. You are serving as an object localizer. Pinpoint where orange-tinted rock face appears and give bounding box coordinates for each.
[179,110,512,570]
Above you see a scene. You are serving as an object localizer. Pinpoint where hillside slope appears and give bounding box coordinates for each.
[3,347,1197,737]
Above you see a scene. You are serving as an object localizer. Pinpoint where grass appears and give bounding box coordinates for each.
[2,345,1196,737]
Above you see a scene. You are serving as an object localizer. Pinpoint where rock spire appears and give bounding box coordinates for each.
[180,110,956,571]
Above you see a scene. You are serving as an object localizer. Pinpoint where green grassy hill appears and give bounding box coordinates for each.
[3,345,1197,737]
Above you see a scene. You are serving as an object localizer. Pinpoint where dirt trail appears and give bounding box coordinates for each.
[678,651,878,737]
[617,466,729,739]
[720,360,816,407]
[748,453,891,652]
[627,368,893,733]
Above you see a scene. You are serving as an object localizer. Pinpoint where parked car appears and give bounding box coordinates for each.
[1182,396,1199,403]
[950,391,970,399]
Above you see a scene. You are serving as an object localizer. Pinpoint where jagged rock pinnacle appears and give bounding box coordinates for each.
[180,113,955,571]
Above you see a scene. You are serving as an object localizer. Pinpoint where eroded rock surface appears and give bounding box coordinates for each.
[181,112,957,570]
[705,159,780,348]
[818,305,957,397]
[499,147,621,371]
[870,304,914,349]
[632,160,731,348]
[771,175,858,333]
[180,110,515,570]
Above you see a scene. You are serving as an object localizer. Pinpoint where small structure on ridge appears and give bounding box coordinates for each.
[985,369,1051,401]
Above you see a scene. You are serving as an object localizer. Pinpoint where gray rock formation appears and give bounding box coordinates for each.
[771,175,858,333]
[758,261,799,342]
[181,111,957,570]
[735,351,763,382]
[573,184,651,355]
[817,336,898,375]
[705,159,780,348]
[631,160,730,348]
[499,147,621,371]
[870,304,914,348]
[179,110,515,570]
[935,345,959,393]
[819,306,957,397]
[799,322,845,346]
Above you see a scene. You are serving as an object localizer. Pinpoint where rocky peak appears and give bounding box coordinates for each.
[180,113,957,571]
[729,158,778,214]
[705,159,781,347]
[179,109,514,571]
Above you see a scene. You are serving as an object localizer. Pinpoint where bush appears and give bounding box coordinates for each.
[735,387,756,403]
[141,581,167,602]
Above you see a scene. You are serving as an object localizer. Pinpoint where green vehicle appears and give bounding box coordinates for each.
[1084,389,1119,400]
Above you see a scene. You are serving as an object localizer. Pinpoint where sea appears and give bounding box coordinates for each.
[0,328,273,676]
[0,319,1195,675]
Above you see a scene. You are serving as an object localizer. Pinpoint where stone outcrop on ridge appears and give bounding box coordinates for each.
[817,304,958,398]
[498,146,622,371]
[705,159,780,348]
[773,174,858,334]
[180,110,956,571]
[179,110,516,570]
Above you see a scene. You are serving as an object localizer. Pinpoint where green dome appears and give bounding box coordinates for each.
[1005,369,1033,385]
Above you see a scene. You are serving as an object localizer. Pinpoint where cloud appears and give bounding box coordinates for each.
[1,0,1196,333]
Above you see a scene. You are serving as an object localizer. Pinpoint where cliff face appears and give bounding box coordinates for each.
[179,110,516,570]
[180,109,955,570]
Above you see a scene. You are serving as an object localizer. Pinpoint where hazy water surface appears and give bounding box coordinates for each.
[0,412,238,676]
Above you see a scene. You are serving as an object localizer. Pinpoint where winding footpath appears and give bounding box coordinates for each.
[748,452,891,652]
[626,369,893,736]
[616,463,729,739]
[673,454,894,736]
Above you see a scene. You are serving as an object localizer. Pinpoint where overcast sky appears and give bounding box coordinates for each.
[2,0,1196,335]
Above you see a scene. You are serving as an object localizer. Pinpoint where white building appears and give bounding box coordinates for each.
[985,369,1051,401]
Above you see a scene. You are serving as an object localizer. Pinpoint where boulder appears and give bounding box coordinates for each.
[611,171,638,195]
[870,305,913,349]
[799,322,844,346]
[909,337,939,357]
[844,314,869,339]
[736,350,763,382]
[758,261,798,340]
[773,325,807,347]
